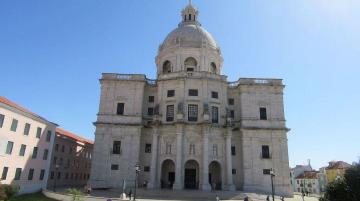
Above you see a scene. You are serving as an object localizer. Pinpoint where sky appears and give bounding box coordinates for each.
[0,0,359,169]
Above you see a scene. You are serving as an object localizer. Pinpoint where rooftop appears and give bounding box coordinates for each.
[326,161,351,170]
[56,127,93,145]
[296,171,319,179]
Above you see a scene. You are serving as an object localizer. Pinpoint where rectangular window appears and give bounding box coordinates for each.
[39,169,45,180]
[10,119,18,132]
[0,114,4,128]
[260,107,267,120]
[166,105,174,122]
[116,103,124,115]
[211,91,218,99]
[19,144,26,156]
[232,169,237,175]
[148,96,154,103]
[188,104,198,122]
[43,149,49,160]
[148,108,154,116]
[5,141,14,155]
[55,144,59,152]
[28,168,34,180]
[50,171,54,179]
[36,127,42,138]
[24,123,31,135]
[263,169,271,175]
[230,110,235,119]
[111,164,119,170]
[228,98,234,105]
[211,106,218,123]
[1,167,8,180]
[167,90,175,97]
[61,145,65,153]
[14,168,22,180]
[112,141,121,154]
[57,172,61,179]
[188,89,198,96]
[231,146,236,156]
[144,166,150,172]
[53,157,57,164]
[32,147,38,159]
[65,172,69,180]
[262,145,270,159]
[46,130,52,142]
[145,144,152,153]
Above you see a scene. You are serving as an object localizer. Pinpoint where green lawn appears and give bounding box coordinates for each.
[9,192,57,201]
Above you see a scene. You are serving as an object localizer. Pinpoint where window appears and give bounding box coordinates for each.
[187,67,194,72]
[211,91,218,99]
[260,107,267,120]
[43,149,49,160]
[57,172,61,179]
[117,103,124,115]
[144,166,150,172]
[230,110,235,119]
[211,62,217,73]
[112,141,121,154]
[55,144,59,152]
[5,141,14,155]
[24,123,31,135]
[184,57,197,67]
[32,147,38,159]
[39,169,45,180]
[211,106,218,123]
[65,172,69,180]
[188,89,198,96]
[231,146,236,155]
[163,60,172,73]
[28,169,34,180]
[148,96,154,103]
[111,164,119,170]
[263,169,271,175]
[61,145,65,153]
[0,114,4,128]
[19,144,26,156]
[10,119,18,132]
[228,98,234,105]
[46,131,52,142]
[188,104,198,122]
[1,167,8,180]
[148,108,154,116]
[145,144,152,153]
[59,158,63,165]
[53,157,57,164]
[50,171,54,179]
[36,127,42,138]
[167,90,175,97]
[232,169,237,175]
[14,168,22,180]
[262,145,270,159]
[166,105,174,122]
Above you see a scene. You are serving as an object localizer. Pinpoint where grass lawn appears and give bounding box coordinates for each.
[9,192,57,201]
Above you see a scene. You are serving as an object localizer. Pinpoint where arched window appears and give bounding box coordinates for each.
[184,57,197,72]
[163,60,172,74]
[211,62,217,73]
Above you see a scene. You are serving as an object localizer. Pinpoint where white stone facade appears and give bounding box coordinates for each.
[90,3,293,197]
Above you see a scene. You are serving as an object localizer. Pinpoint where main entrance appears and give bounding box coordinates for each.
[184,160,199,189]
[209,161,222,190]
[161,159,175,189]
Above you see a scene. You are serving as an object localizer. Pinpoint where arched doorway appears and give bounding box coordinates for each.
[209,161,222,190]
[161,159,175,189]
[184,160,199,189]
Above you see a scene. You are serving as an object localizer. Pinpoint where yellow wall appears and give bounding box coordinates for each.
[326,169,346,183]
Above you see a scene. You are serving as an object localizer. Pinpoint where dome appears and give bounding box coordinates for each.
[161,24,218,50]
[159,2,219,51]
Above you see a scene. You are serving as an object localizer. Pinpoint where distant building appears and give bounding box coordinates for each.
[325,161,351,183]
[290,164,312,192]
[47,128,93,189]
[295,171,322,194]
[0,96,57,194]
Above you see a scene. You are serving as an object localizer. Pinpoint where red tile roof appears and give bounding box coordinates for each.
[0,96,57,125]
[56,127,93,145]
[296,171,318,179]
[326,161,351,170]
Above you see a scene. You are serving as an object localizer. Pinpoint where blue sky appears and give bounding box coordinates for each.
[1,0,359,169]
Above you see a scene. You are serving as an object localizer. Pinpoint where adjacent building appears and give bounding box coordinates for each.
[290,164,312,192]
[90,2,292,196]
[0,96,57,194]
[294,171,321,194]
[47,128,93,189]
[325,161,351,183]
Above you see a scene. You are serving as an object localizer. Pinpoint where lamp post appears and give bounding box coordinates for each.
[134,164,140,201]
[53,164,60,192]
[270,168,275,201]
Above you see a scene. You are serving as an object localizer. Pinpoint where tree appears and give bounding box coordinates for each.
[320,163,360,201]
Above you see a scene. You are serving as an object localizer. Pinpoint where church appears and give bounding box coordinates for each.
[90,2,292,196]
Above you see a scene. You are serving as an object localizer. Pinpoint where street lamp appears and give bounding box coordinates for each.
[53,164,60,192]
[270,168,275,201]
[134,164,141,201]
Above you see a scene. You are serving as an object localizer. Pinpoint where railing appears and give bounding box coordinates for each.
[228,78,283,88]
[102,73,157,85]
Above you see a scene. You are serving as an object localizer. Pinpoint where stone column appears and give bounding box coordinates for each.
[147,127,159,189]
[173,124,184,190]
[201,125,211,191]
[225,127,235,191]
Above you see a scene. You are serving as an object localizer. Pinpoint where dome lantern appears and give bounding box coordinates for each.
[180,0,200,26]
